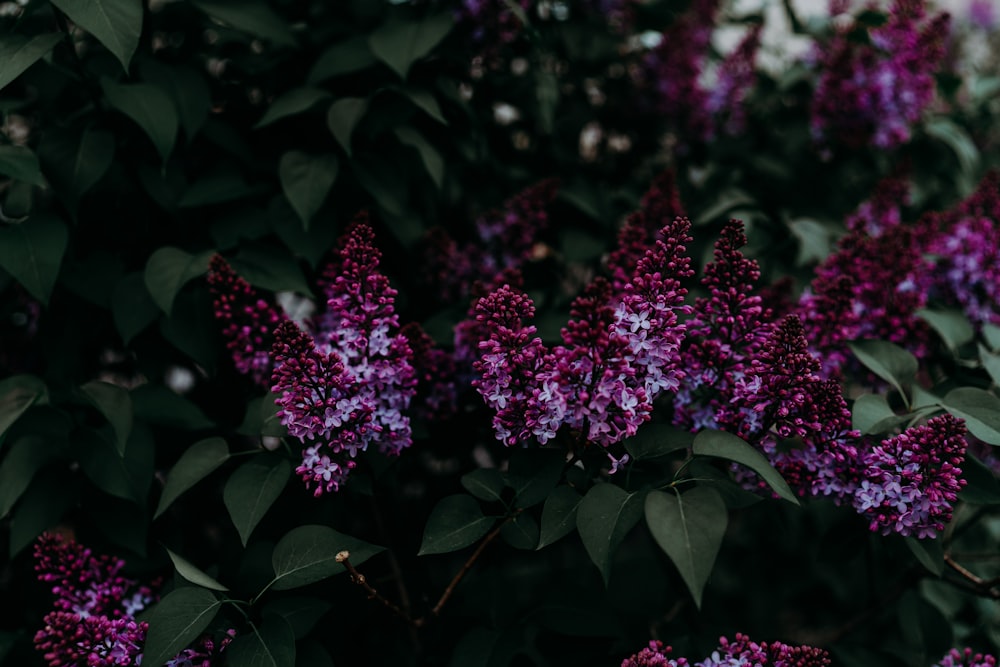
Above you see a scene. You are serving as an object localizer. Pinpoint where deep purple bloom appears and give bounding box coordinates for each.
[673,219,772,433]
[853,413,968,538]
[35,612,147,667]
[809,0,951,151]
[621,634,831,666]
[473,217,692,461]
[937,648,999,667]
[207,254,286,387]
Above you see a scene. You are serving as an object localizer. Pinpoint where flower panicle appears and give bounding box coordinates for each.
[854,413,968,539]
[207,254,285,387]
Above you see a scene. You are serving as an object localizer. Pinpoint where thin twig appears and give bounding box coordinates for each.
[426,512,520,619]
[944,553,1000,599]
[337,551,420,628]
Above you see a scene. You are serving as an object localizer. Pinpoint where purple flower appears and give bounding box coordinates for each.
[606,169,686,293]
[472,217,692,457]
[421,179,558,303]
[638,0,717,142]
[705,24,763,137]
[796,180,935,368]
[673,219,772,433]
[621,634,831,666]
[621,640,689,667]
[35,612,146,667]
[33,533,156,620]
[207,254,286,387]
[809,0,951,151]
[853,413,968,538]
[271,321,371,495]
[937,648,999,667]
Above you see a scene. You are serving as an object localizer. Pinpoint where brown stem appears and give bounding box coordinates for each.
[944,553,1000,599]
[337,551,420,628]
[425,511,520,621]
[337,511,522,630]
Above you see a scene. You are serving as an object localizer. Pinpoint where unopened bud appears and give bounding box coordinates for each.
[336,550,350,563]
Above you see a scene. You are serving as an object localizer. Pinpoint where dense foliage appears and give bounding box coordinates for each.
[1,0,1000,665]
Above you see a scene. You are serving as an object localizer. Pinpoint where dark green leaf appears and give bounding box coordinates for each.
[958,455,1000,505]
[225,614,296,667]
[143,246,214,315]
[191,0,297,47]
[917,309,975,351]
[8,469,75,557]
[307,35,378,83]
[394,127,443,188]
[0,145,44,186]
[78,429,134,502]
[229,244,313,296]
[418,494,495,555]
[449,627,500,667]
[50,0,141,71]
[576,483,644,584]
[904,536,944,576]
[789,218,833,266]
[224,457,292,546]
[692,430,799,504]
[395,86,447,124]
[983,324,1000,351]
[0,214,68,306]
[262,597,332,639]
[645,486,728,608]
[270,525,383,591]
[297,640,334,667]
[852,393,900,434]
[0,375,48,441]
[112,272,165,343]
[537,485,582,549]
[278,151,339,229]
[624,423,693,460]
[68,127,116,202]
[507,447,565,508]
[942,387,1000,445]
[80,380,132,456]
[0,33,62,91]
[0,435,60,519]
[925,117,979,190]
[141,587,222,667]
[256,87,331,129]
[132,384,214,430]
[848,339,918,403]
[177,168,255,208]
[139,61,211,140]
[237,394,288,438]
[165,547,229,591]
[979,344,1000,387]
[326,98,368,156]
[461,468,506,503]
[154,437,230,518]
[500,512,539,550]
[693,189,757,226]
[368,13,454,79]
[101,79,178,162]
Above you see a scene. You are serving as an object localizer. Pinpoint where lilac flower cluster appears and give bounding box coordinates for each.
[937,648,999,667]
[923,171,1000,327]
[456,0,636,51]
[473,216,692,465]
[672,219,772,433]
[796,176,934,369]
[422,179,558,303]
[32,533,230,667]
[639,0,763,143]
[270,220,417,494]
[207,254,286,387]
[809,0,951,152]
[621,634,832,667]
[606,169,686,293]
[853,414,968,538]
